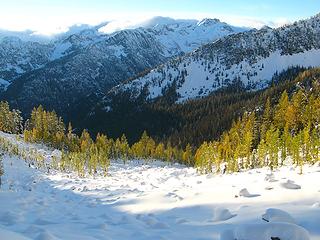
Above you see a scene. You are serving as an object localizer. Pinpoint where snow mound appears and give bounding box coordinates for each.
[0,211,24,226]
[152,221,169,229]
[0,227,32,240]
[33,218,56,225]
[212,208,236,222]
[264,173,278,182]
[281,180,301,190]
[239,188,260,198]
[262,208,296,224]
[35,231,60,240]
[221,222,310,240]
[175,218,188,224]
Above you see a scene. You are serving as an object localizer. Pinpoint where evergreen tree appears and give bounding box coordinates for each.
[310,128,320,164]
[257,138,267,167]
[0,101,23,134]
[265,125,279,171]
[302,124,312,164]
[182,144,194,166]
[95,133,111,175]
[274,91,289,130]
[241,112,255,169]
[291,131,303,174]
[154,143,165,160]
[260,97,272,140]
[119,134,130,162]
[165,142,174,162]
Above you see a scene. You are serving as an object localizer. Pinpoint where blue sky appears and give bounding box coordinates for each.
[0,0,319,35]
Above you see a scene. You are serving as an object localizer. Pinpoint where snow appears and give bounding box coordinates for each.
[50,42,72,60]
[0,78,10,91]
[0,227,31,240]
[101,16,245,58]
[238,188,261,198]
[221,222,310,240]
[262,208,296,224]
[5,63,25,74]
[175,48,320,102]
[281,180,302,190]
[150,18,244,57]
[107,45,127,58]
[117,46,320,104]
[0,133,320,239]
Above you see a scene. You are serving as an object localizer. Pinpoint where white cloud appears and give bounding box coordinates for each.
[0,9,295,36]
[207,14,292,29]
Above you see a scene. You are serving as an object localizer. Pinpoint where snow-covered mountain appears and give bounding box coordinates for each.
[0,37,52,89]
[108,14,320,103]
[0,17,245,116]
[132,17,245,56]
[0,25,106,86]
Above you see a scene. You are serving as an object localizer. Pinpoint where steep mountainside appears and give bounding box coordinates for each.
[0,17,244,118]
[0,37,52,90]
[82,67,308,146]
[109,14,320,103]
[137,17,245,56]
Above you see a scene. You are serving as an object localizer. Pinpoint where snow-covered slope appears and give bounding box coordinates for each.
[109,14,320,103]
[0,25,107,85]
[0,37,52,84]
[0,133,319,240]
[136,17,245,56]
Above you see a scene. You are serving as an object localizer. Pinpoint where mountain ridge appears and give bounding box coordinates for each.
[0,17,245,118]
[105,13,320,105]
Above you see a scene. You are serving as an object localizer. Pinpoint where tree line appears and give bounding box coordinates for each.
[0,104,193,176]
[195,68,320,174]
[0,67,319,177]
[82,67,307,149]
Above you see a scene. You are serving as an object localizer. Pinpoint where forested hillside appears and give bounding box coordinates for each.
[0,67,319,176]
[84,67,307,147]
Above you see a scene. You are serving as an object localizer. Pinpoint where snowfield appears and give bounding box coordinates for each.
[0,137,320,239]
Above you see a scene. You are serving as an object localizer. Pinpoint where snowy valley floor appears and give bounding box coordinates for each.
[0,151,320,239]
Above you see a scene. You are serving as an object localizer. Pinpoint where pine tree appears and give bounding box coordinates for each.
[310,128,320,164]
[154,143,165,160]
[260,97,272,140]
[96,133,111,175]
[302,124,312,164]
[265,125,279,171]
[66,122,80,152]
[291,131,303,174]
[274,91,289,130]
[291,90,304,131]
[195,142,212,173]
[221,133,235,172]
[0,101,23,134]
[114,138,121,159]
[79,129,93,174]
[257,138,267,167]
[119,134,130,162]
[279,125,290,165]
[241,112,255,169]
[165,142,174,163]
[182,144,194,166]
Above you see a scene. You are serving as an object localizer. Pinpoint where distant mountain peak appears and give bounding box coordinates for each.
[140,16,197,29]
[260,25,272,30]
[197,18,221,26]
